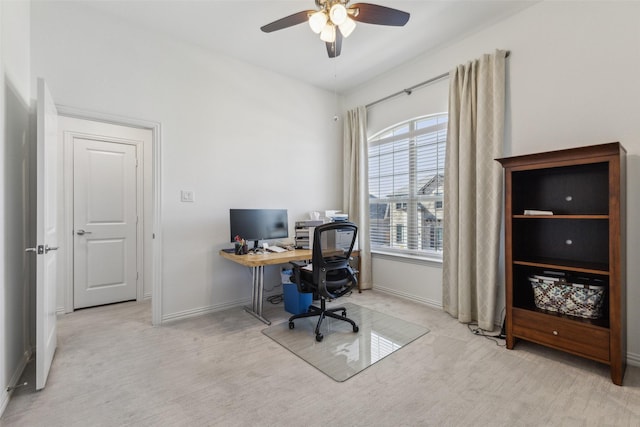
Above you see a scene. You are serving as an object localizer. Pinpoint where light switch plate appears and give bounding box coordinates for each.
[181,190,194,202]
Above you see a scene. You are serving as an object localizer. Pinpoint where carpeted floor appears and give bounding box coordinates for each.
[2,290,639,426]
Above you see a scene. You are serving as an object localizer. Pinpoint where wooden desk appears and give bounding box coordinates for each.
[219,249,313,324]
[219,248,361,324]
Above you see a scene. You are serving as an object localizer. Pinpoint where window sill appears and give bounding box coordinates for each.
[371,249,443,266]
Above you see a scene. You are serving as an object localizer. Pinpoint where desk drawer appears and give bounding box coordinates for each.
[512,308,610,363]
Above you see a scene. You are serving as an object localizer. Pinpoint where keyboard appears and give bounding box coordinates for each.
[266,246,286,253]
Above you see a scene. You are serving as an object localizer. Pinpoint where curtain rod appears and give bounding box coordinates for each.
[365,50,511,109]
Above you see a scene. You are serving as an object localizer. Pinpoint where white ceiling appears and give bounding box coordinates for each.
[79,0,536,93]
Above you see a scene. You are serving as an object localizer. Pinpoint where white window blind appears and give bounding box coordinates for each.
[368,113,447,257]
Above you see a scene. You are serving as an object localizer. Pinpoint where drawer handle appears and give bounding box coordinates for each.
[552,330,559,336]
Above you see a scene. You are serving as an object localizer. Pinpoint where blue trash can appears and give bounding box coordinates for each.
[283,283,312,315]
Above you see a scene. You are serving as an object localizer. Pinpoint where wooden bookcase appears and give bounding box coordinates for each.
[497,142,626,385]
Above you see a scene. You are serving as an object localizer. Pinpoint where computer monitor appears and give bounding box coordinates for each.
[229,209,289,249]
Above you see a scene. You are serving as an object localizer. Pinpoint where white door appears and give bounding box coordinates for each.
[33,78,58,390]
[73,139,138,309]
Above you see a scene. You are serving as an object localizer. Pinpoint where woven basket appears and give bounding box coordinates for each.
[529,276,605,319]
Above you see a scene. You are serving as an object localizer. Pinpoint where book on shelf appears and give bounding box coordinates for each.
[523,209,553,215]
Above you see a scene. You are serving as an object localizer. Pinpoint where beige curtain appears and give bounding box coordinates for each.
[442,50,507,330]
[343,106,372,289]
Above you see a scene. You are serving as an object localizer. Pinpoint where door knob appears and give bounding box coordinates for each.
[25,245,54,255]
[76,229,92,235]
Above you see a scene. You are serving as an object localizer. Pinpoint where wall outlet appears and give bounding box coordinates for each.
[181,190,195,202]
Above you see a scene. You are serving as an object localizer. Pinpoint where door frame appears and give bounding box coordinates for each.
[57,106,163,326]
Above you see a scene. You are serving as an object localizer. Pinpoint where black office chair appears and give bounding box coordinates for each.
[288,222,359,342]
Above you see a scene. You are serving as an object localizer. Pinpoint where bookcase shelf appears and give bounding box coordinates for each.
[513,214,609,220]
[498,142,626,385]
[513,259,609,275]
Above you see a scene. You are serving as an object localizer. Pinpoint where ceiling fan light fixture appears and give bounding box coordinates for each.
[329,3,348,26]
[320,23,336,43]
[260,1,410,59]
[308,11,328,33]
[338,16,356,38]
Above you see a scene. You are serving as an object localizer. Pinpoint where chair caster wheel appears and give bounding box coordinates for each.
[289,322,295,329]
[353,325,359,333]
[316,333,323,342]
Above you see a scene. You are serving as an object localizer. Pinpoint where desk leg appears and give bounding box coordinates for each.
[243,265,271,325]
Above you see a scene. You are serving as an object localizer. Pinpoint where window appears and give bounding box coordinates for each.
[395,224,404,243]
[368,113,447,258]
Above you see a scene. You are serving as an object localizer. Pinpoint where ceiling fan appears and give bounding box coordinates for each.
[260,1,410,58]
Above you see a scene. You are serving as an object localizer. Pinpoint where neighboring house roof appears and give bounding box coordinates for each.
[419,173,444,195]
[369,195,390,220]
[370,173,443,221]
[420,206,437,220]
[383,173,445,199]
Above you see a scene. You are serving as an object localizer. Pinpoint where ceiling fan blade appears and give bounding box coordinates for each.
[349,3,410,26]
[261,10,314,33]
[326,30,343,58]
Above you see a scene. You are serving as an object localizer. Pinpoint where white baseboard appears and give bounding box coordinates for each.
[0,349,32,418]
[161,298,251,323]
[0,393,7,419]
[373,285,443,310]
[627,351,640,367]
[160,286,284,323]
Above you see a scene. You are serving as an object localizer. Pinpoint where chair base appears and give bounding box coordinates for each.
[288,298,359,342]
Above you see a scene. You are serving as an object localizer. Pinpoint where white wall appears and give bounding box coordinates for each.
[343,1,640,363]
[1,0,32,415]
[30,2,343,320]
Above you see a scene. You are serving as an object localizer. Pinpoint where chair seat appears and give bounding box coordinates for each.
[297,268,351,293]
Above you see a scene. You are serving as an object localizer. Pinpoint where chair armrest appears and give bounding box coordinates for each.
[317,265,357,299]
[290,260,308,268]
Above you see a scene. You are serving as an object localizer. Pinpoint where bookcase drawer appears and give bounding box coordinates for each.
[512,308,610,363]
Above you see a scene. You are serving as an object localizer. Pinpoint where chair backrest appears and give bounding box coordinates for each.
[311,222,358,298]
